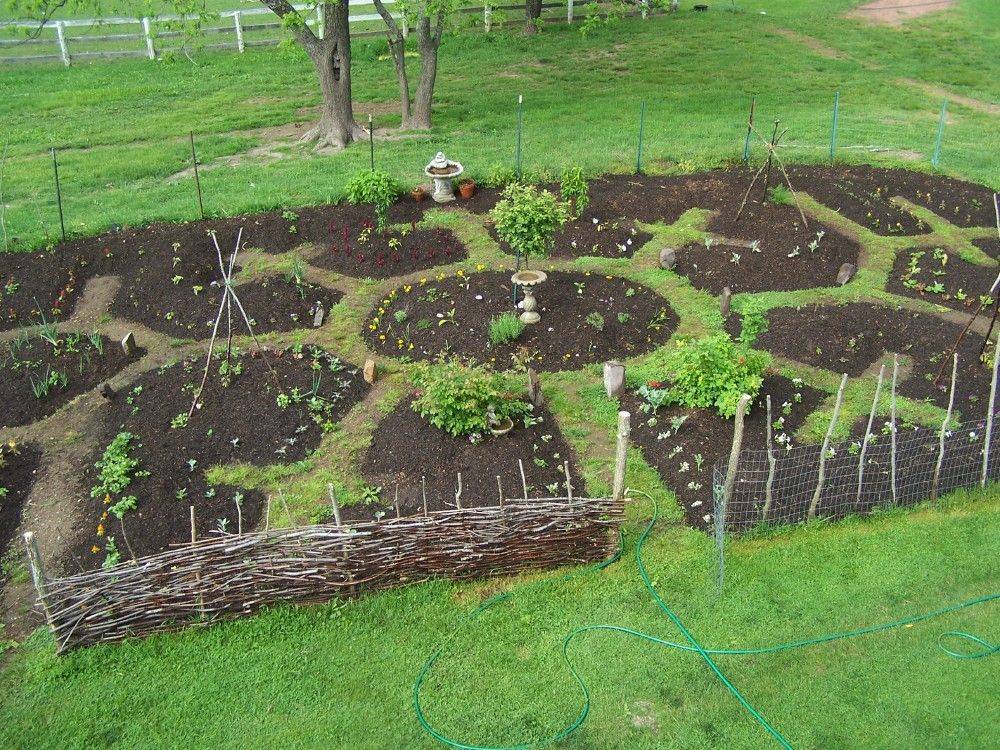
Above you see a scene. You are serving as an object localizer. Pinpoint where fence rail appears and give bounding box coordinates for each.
[0,0,628,66]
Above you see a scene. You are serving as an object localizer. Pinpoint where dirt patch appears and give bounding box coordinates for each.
[364,270,678,372]
[66,346,368,570]
[360,398,583,521]
[770,27,846,59]
[974,237,1000,260]
[0,249,89,333]
[623,374,826,530]
[1,333,143,428]
[0,443,42,585]
[846,0,955,27]
[755,302,994,411]
[887,245,999,313]
[897,79,1000,116]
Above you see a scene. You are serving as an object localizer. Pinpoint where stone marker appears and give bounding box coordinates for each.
[527,368,543,408]
[100,383,116,400]
[836,262,856,286]
[658,247,676,270]
[720,286,732,318]
[313,303,325,328]
[603,361,625,399]
[121,331,136,355]
[363,358,376,384]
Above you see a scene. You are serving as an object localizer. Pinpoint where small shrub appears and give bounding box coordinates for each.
[766,184,792,205]
[411,357,532,438]
[585,312,605,331]
[345,170,402,231]
[490,184,568,265]
[737,299,770,346]
[661,333,771,417]
[91,432,149,499]
[482,162,519,189]
[489,312,525,345]
[560,167,589,218]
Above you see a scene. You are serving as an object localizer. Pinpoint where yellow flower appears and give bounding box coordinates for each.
[456,269,464,277]
[378,307,385,315]
[91,545,100,554]
[378,334,386,341]
[404,285,412,293]
[420,277,428,285]
[104,493,111,504]
[96,523,105,537]
[584,271,591,276]
[101,511,109,521]
[408,343,414,350]
[475,263,486,272]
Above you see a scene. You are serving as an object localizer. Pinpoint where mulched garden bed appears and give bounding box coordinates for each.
[787,165,995,234]
[364,270,678,371]
[754,302,995,411]
[0,249,89,332]
[359,398,584,522]
[1,332,143,428]
[622,374,826,530]
[974,237,1000,260]
[887,246,999,313]
[67,345,368,570]
[0,443,42,580]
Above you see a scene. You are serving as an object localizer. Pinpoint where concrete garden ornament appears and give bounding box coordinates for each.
[424,151,463,203]
[511,269,547,325]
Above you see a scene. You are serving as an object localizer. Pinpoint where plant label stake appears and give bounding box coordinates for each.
[189,132,205,219]
[515,94,524,181]
[829,90,840,163]
[635,101,646,175]
[931,99,947,168]
[742,95,755,163]
[51,147,66,241]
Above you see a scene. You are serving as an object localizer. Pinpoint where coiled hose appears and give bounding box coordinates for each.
[413,489,997,749]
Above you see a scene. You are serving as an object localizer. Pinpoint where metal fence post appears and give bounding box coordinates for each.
[931,100,947,168]
[55,21,70,67]
[233,11,245,53]
[141,17,155,60]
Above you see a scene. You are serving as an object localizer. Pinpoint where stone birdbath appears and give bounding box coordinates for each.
[511,269,547,325]
[424,151,463,203]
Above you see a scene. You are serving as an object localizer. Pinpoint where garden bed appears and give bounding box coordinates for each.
[68,346,367,570]
[787,165,995,233]
[1,331,143,428]
[887,246,998,312]
[308,221,467,278]
[0,443,42,581]
[754,302,994,410]
[364,270,678,371]
[0,250,89,332]
[622,374,825,530]
[359,398,583,522]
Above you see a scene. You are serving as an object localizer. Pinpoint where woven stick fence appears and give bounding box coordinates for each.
[25,412,632,653]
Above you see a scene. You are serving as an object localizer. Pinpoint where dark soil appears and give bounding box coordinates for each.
[887,246,999,312]
[360,398,583,522]
[67,346,368,570]
[755,302,994,411]
[724,412,1000,532]
[1,333,143,428]
[0,249,89,332]
[973,237,1000,260]
[622,374,826,530]
[0,443,42,581]
[364,270,678,371]
[676,201,861,294]
[308,222,467,278]
[787,165,994,234]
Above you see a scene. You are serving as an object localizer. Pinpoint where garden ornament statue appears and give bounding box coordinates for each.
[511,269,547,325]
[424,151,463,203]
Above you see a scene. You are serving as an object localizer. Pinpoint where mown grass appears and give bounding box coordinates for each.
[0,3,997,748]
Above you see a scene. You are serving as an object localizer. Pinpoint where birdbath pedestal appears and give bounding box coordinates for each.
[511,269,547,325]
[424,152,464,203]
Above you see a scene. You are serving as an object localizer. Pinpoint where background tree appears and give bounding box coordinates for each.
[524,0,542,34]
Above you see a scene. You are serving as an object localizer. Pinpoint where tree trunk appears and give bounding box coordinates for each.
[299,1,365,149]
[411,13,443,130]
[372,0,411,128]
[524,0,542,34]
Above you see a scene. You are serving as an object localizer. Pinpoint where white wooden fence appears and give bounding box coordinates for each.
[0,0,634,66]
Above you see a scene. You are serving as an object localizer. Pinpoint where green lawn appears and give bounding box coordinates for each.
[0,2,998,748]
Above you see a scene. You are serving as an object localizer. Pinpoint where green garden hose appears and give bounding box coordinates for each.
[413,490,997,749]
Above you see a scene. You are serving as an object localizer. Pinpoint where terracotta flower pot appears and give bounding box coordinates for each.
[411,186,427,202]
[459,180,476,200]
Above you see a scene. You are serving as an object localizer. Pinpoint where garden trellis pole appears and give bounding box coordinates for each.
[931,99,947,168]
[515,94,524,181]
[856,363,885,509]
[51,148,66,242]
[890,355,899,505]
[932,353,958,501]
[762,394,777,520]
[741,95,755,163]
[808,373,848,521]
[982,333,1000,487]
[635,101,646,175]
[189,132,205,220]
[368,114,375,171]
[829,90,840,162]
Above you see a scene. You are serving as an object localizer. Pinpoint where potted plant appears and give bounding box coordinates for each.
[411,185,428,202]
[459,179,476,200]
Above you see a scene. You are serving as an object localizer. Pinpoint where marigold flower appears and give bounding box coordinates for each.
[96,523,105,536]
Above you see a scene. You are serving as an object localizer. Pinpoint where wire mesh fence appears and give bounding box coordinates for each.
[713,414,1000,536]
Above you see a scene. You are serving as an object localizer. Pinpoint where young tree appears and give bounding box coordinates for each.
[372,0,449,129]
[524,0,542,34]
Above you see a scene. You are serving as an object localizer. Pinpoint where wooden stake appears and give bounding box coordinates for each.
[762,394,776,520]
[856,364,885,509]
[394,482,401,518]
[189,505,197,544]
[190,131,205,219]
[982,334,1000,487]
[264,495,271,533]
[612,411,631,503]
[278,488,294,526]
[454,473,463,510]
[23,532,56,632]
[563,461,573,503]
[890,355,899,505]
[496,475,505,508]
[720,395,752,532]
[518,459,529,500]
[760,119,779,199]
[421,475,428,516]
[808,374,848,521]
[51,147,66,242]
[932,354,958,500]
[327,483,343,527]
[235,495,243,535]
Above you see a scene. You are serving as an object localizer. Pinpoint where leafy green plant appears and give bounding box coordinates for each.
[737,299,770,346]
[345,169,402,231]
[482,162,519,189]
[560,166,589,218]
[490,183,568,266]
[766,184,792,205]
[90,432,149,500]
[585,312,605,331]
[489,312,525,345]
[659,333,771,417]
[410,357,532,438]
